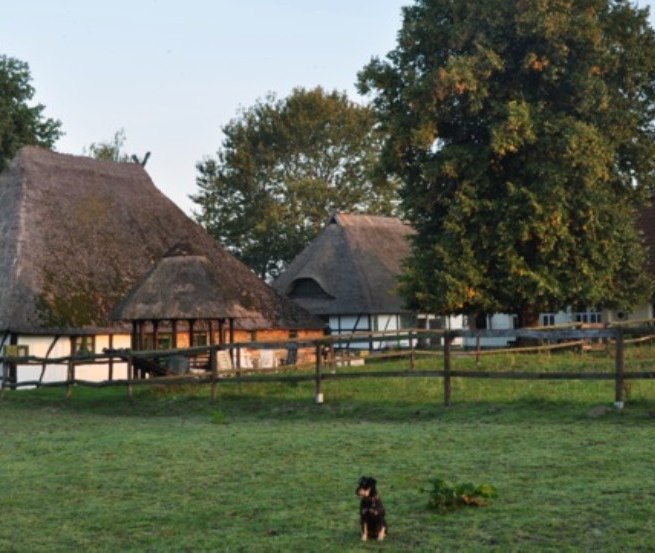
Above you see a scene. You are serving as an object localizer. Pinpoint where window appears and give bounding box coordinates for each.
[3,345,28,357]
[468,313,488,329]
[142,333,173,350]
[288,278,334,299]
[574,311,602,324]
[400,315,417,329]
[73,336,95,355]
[541,314,556,326]
[192,333,207,347]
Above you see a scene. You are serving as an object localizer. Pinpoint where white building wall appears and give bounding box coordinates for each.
[4,333,131,387]
[464,313,517,348]
[372,314,402,350]
[327,313,466,350]
[329,314,371,350]
[604,303,653,324]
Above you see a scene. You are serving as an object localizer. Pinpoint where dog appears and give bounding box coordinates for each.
[356,476,387,541]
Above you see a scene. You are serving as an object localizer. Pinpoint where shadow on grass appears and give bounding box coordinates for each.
[2,379,654,426]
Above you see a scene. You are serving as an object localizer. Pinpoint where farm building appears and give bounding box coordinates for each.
[0,147,323,386]
[275,210,655,351]
[272,213,463,349]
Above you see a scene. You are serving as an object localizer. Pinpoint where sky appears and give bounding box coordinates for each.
[2,0,408,215]
[2,0,655,216]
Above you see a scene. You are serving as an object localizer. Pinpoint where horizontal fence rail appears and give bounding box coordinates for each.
[2,325,655,407]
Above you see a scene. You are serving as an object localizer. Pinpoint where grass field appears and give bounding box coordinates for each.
[1,349,655,552]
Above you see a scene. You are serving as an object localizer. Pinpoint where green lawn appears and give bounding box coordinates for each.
[1,350,654,552]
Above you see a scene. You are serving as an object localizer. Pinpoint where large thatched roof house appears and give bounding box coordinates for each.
[0,147,322,383]
[273,213,458,341]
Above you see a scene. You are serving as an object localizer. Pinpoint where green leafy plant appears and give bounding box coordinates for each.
[211,409,227,425]
[427,477,497,513]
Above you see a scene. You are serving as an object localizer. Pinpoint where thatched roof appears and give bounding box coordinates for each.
[0,147,321,334]
[273,213,414,316]
[114,244,259,321]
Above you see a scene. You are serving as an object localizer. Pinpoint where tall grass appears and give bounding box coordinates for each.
[1,347,654,551]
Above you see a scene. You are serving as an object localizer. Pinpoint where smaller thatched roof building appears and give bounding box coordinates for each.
[0,147,321,336]
[113,243,253,322]
[273,213,414,319]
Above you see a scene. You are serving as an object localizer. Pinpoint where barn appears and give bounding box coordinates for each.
[273,213,463,349]
[0,147,322,385]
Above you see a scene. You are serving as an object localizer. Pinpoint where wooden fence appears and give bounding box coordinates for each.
[2,326,655,408]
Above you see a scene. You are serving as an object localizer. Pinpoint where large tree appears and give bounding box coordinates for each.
[191,87,397,280]
[0,55,62,171]
[359,0,655,326]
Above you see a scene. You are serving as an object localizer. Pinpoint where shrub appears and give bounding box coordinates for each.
[211,409,227,424]
[427,477,497,513]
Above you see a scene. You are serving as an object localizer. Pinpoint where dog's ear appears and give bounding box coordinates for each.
[370,478,378,495]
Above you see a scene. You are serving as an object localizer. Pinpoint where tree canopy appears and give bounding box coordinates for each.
[191,87,397,280]
[83,128,149,166]
[0,55,62,171]
[84,129,131,163]
[359,0,655,325]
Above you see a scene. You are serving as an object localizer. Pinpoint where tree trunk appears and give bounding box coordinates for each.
[518,305,540,328]
[517,305,541,347]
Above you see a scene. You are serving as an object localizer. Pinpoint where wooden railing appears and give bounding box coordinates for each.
[2,325,655,408]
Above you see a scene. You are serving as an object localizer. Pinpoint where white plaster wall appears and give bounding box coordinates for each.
[604,303,653,324]
[9,333,130,386]
[330,315,371,350]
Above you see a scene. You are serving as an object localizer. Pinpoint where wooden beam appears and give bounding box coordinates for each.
[315,342,323,404]
[172,319,178,349]
[614,330,625,409]
[443,333,452,407]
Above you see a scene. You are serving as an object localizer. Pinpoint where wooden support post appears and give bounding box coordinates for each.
[108,334,114,381]
[0,361,7,400]
[475,333,481,365]
[66,357,74,399]
[443,333,452,407]
[172,319,178,349]
[226,319,235,367]
[614,329,625,410]
[409,331,415,370]
[127,355,134,401]
[210,348,218,403]
[315,343,323,404]
[138,321,146,351]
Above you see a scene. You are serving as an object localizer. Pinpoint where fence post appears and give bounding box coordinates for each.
[443,333,452,407]
[614,329,625,410]
[210,348,218,402]
[0,358,7,399]
[315,343,323,404]
[66,357,74,399]
[475,332,481,365]
[409,331,415,370]
[127,355,134,401]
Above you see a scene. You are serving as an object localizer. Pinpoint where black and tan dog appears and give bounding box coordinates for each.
[356,476,387,541]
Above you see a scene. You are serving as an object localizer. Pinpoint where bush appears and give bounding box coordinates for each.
[427,477,497,513]
[211,409,227,424]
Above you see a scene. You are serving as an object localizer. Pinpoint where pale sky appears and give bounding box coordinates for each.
[2,1,654,215]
